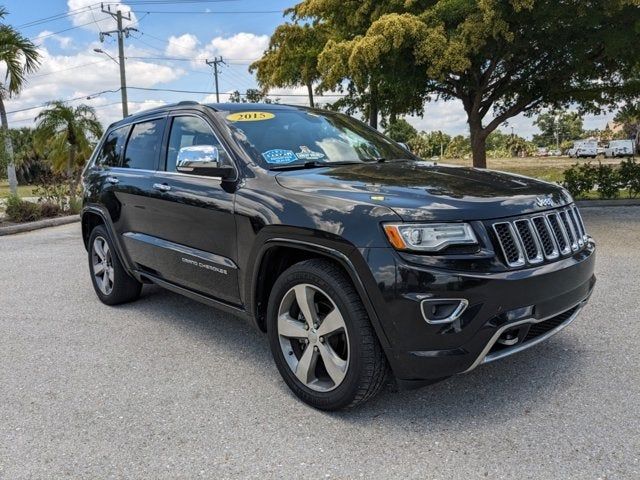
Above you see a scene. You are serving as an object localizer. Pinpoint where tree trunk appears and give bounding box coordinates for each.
[368,84,379,129]
[0,96,18,196]
[306,82,314,108]
[469,115,488,169]
[68,144,77,205]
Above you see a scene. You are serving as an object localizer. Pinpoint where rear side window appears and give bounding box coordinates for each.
[95,126,128,167]
[122,119,165,170]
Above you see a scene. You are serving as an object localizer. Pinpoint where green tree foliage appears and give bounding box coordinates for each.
[0,127,50,183]
[291,0,640,167]
[228,89,278,104]
[445,135,472,159]
[614,103,640,146]
[533,110,584,148]
[383,118,418,143]
[33,102,103,201]
[250,23,328,107]
[0,6,40,194]
[408,130,451,158]
[290,0,426,128]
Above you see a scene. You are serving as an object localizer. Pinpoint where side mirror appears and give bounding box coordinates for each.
[176,145,234,178]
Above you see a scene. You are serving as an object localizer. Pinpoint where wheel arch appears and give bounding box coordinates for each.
[249,238,391,349]
[81,205,136,275]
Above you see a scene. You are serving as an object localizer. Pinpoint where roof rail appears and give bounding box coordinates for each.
[177,100,199,106]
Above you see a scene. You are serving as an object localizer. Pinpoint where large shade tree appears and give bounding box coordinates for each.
[291,0,426,128]
[250,23,328,108]
[292,0,640,167]
[0,7,40,194]
[34,102,103,202]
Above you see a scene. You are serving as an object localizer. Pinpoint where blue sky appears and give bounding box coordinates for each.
[4,0,615,138]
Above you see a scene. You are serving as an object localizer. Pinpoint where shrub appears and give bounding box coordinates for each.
[5,195,42,223]
[619,158,640,198]
[39,202,62,218]
[562,162,596,198]
[595,163,621,199]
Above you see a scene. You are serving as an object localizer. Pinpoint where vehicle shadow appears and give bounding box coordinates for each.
[120,284,585,429]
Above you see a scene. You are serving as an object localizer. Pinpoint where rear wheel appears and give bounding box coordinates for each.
[267,259,387,410]
[88,225,142,305]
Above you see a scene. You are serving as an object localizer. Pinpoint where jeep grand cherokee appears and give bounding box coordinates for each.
[81,102,596,410]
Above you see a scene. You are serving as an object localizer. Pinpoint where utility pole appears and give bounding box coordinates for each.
[206,57,226,103]
[100,4,137,117]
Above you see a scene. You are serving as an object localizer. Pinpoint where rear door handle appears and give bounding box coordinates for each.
[106,176,119,185]
[153,183,171,192]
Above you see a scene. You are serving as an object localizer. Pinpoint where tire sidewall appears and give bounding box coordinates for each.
[267,265,367,410]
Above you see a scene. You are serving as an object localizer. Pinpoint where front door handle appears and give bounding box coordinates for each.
[153,183,171,192]
[106,176,119,185]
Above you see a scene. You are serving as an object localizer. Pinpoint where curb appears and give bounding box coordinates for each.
[576,199,640,208]
[0,215,80,236]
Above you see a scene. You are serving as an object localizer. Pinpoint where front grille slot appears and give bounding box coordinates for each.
[523,307,578,342]
[513,219,543,264]
[491,205,589,269]
[493,222,525,267]
[559,210,579,251]
[547,213,571,254]
[531,216,559,259]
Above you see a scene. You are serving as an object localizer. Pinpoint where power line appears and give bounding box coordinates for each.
[31,59,111,78]
[130,9,282,14]
[5,89,121,116]
[126,86,346,98]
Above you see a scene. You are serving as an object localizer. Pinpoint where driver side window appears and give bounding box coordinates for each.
[165,116,226,172]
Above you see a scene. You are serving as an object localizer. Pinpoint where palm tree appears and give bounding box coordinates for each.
[34,102,103,202]
[0,7,40,195]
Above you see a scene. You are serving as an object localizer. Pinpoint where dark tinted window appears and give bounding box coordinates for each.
[122,119,164,170]
[165,116,223,172]
[95,126,128,167]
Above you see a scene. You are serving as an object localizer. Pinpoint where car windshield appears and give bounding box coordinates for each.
[214,107,415,169]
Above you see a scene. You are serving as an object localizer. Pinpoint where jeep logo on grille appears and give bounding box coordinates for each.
[536,196,555,208]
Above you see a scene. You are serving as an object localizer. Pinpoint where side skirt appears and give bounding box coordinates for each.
[133,270,253,323]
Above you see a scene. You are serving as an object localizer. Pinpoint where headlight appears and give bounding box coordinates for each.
[383,223,478,252]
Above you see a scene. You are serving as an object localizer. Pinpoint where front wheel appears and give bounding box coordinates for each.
[267,259,387,410]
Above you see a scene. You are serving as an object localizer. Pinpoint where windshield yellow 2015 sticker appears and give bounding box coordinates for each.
[226,111,275,122]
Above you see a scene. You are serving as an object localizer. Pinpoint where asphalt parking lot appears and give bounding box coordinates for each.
[1,207,639,479]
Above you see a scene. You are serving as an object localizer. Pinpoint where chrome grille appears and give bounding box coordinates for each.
[491,205,590,268]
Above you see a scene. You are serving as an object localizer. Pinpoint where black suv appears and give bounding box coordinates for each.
[82,102,596,410]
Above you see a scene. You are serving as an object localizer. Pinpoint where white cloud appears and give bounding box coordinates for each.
[165,34,199,58]
[66,0,137,33]
[198,33,269,63]
[35,30,73,49]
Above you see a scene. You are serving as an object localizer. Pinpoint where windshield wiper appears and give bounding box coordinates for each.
[270,161,360,171]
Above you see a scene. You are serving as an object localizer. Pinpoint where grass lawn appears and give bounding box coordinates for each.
[441,155,625,184]
[0,180,38,198]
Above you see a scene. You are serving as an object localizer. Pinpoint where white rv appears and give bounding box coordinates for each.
[604,139,635,158]
[568,140,598,158]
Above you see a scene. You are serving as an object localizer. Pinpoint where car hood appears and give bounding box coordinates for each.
[275,161,571,221]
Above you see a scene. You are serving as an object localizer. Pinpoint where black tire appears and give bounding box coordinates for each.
[266,259,387,410]
[88,225,142,305]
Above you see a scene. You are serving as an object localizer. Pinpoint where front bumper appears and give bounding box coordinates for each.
[360,241,596,386]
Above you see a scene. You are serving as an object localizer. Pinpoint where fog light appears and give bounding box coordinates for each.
[421,299,469,325]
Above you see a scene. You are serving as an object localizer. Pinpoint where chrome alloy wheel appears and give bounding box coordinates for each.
[277,284,350,392]
[92,236,114,296]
